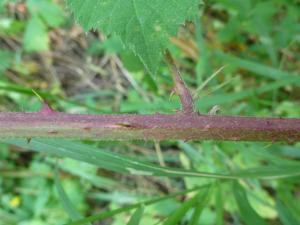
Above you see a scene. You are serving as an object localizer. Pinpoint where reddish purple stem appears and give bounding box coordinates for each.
[164,50,195,114]
[1,52,299,142]
[0,111,299,142]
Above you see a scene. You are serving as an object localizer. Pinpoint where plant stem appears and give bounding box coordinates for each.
[1,52,298,143]
[0,111,299,142]
[164,50,195,114]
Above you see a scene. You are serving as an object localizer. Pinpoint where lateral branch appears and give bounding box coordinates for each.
[164,50,195,114]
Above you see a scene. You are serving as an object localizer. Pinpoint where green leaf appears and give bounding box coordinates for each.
[0,49,13,73]
[4,139,240,179]
[54,168,85,222]
[23,15,49,52]
[65,186,207,225]
[214,51,300,80]
[215,182,224,225]
[232,165,300,179]
[50,158,117,189]
[163,192,200,225]
[87,36,124,55]
[276,187,300,223]
[233,182,268,225]
[178,141,204,165]
[127,206,144,225]
[188,186,212,225]
[67,0,200,75]
[27,0,65,27]
[276,199,300,225]
[4,139,300,180]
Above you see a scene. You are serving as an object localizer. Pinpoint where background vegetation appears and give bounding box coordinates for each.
[0,0,299,224]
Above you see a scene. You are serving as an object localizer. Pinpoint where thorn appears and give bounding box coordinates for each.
[39,102,55,115]
[32,89,55,115]
[27,138,32,144]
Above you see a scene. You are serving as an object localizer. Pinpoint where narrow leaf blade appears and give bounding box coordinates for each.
[3,139,242,179]
[188,185,212,225]
[233,182,268,225]
[163,191,201,225]
[127,206,144,225]
[66,186,207,225]
[54,169,84,221]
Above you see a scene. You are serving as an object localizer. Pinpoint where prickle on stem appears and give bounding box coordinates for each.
[39,102,55,115]
[32,89,56,115]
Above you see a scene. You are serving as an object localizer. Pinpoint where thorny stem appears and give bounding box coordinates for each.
[164,49,195,114]
[0,108,299,142]
[0,51,299,142]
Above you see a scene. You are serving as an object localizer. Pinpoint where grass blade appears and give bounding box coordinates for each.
[195,15,211,84]
[65,185,209,225]
[4,139,300,180]
[188,185,212,225]
[47,158,117,189]
[232,165,300,179]
[54,168,87,223]
[233,182,268,225]
[197,76,300,109]
[277,188,300,222]
[215,182,224,225]
[215,51,299,80]
[178,141,204,165]
[163,191,201,225]
[193,66,225,99]
[127,206,145,225]
[2,139,242,179]
[276,199,299,225]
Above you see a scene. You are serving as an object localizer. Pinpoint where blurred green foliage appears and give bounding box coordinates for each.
[0,0,300,225]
